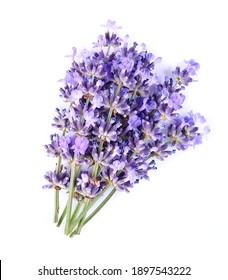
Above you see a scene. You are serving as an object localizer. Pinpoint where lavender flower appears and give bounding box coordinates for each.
[101,20,122,32]
[44,134,62,157]
[76,172,104,198]
[71,136,89,157]
[103,89,130,116]
[52,108,70,131]
[141,120,162,141]
[172,59,200,86]
[128,114,141,130]
[94,32,121,49]
[43,168,70,189]
[168,92,185,109]
[84,110,98,127]
[110,160,125,173]
[69,89,83,104]
[167,113,207,150]
[43,20,209,237]
[91,93,104,109]
[93,122,122,142]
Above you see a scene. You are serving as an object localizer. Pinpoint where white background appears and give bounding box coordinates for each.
[0,0,227,279]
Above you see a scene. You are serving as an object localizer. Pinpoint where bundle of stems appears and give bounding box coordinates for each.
[55,166,116,237]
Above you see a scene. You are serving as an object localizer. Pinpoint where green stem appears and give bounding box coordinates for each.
[53,129,66,224]
[98,141,104,152]
[114,83,122,99]
[83,188,117,226]
[54,155,62,223]
[69,185,110,234]
[64,163,77,235]
[70,200,82,223]
[106,45,111,56]
[92,162,99,177]
[69,201,90,237]
[92,141,103,178]
[75,199,90,235]
[106,83,122,124]
[107,107,114,123]
[56,204,67,227]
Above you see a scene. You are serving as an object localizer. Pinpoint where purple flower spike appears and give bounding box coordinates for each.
[110,160,125,173]
[71,136,89,157]
[184,59,200,75]
[168,92,185,109]
[128,114,141,130]
[43,168,70,189]
[44,134,62,157]
[101,20,122,32]
[43,20,209,236]
[76,172,104,198]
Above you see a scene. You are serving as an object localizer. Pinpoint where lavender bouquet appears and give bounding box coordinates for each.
[44,20,209,237]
